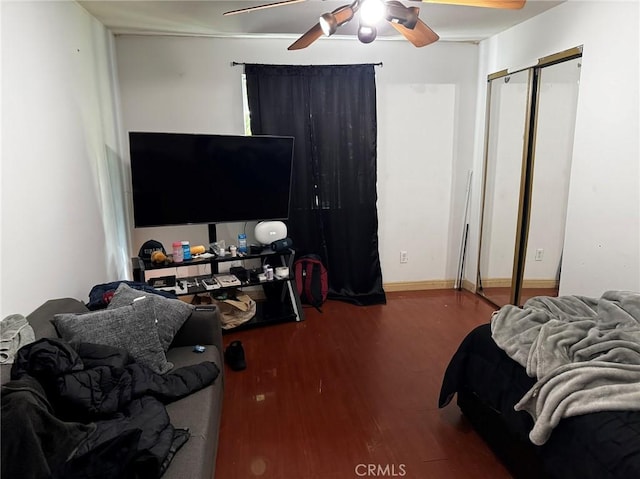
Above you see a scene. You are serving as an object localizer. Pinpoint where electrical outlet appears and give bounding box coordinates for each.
[400,251,408,264]
[535,249,544,261]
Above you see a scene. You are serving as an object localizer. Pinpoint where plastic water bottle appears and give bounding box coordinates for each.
[182,240,192,260]
[237,233,248,254]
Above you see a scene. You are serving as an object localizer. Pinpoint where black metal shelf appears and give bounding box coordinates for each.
[131,247,293,275]
[131,247,303,328]
[153,273,291,297]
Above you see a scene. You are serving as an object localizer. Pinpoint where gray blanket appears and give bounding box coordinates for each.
[491,290,640,445]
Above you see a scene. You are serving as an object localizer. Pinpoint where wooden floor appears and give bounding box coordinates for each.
[215,290,512,479]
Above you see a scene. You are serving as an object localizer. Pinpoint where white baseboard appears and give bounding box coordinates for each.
[382,278,556,293]
[383,280,456,292]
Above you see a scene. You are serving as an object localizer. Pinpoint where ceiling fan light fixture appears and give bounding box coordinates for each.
[386,2,419,29]
[400,6,419,29]
[319,12,338,36]
[360,0,387,26]
[357,24,378,43]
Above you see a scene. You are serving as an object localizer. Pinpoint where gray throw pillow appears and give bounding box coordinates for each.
[108,283,194,351]
[52,297,172,374]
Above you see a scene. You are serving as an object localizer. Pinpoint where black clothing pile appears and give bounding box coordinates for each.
[1,338,219,479]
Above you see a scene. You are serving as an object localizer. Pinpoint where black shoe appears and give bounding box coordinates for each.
[224,340,246,371]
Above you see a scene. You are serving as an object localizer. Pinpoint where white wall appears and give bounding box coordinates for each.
[468,0,640,297]
[115,36,479,285]
[1,1,126,316]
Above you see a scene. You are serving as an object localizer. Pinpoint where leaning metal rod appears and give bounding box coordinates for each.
[455,170,473,290]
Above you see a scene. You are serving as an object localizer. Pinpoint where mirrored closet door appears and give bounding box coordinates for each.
[477,69,530,307]
[520,56,582,304]
[477,48,582,307]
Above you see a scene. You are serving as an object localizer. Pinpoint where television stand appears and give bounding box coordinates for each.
[131,248,304,331]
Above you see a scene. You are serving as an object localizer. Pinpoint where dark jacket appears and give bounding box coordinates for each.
[2,338,220,479]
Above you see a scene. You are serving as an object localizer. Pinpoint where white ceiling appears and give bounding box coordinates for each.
[79,0,564,43]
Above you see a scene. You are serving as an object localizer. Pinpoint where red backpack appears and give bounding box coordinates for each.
[294,254,328,311]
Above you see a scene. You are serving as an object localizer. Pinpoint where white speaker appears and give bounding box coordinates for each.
[254,221,287,245]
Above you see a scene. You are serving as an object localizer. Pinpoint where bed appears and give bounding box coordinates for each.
[438,291,640,479]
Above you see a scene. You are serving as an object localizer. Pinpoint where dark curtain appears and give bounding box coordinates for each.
[245,64,385,305]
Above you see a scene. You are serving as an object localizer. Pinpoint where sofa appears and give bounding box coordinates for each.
[0,297,224,479]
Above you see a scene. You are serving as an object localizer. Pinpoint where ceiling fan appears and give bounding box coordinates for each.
[223,0,526,50]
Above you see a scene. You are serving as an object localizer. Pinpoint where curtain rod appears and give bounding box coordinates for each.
[231,62,383,67]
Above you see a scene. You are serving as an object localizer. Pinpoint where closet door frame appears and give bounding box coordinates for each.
[477,46,583,307]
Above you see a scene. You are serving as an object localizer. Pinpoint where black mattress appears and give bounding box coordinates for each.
[439,324,640,479]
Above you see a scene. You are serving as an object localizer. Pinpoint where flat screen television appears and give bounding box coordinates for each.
[129,132,294,228]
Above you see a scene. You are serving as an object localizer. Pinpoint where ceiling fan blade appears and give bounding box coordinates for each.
[420,0,525,9]
[288,23,324,50]
[389,18,439,47]
[224,0,306,16]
